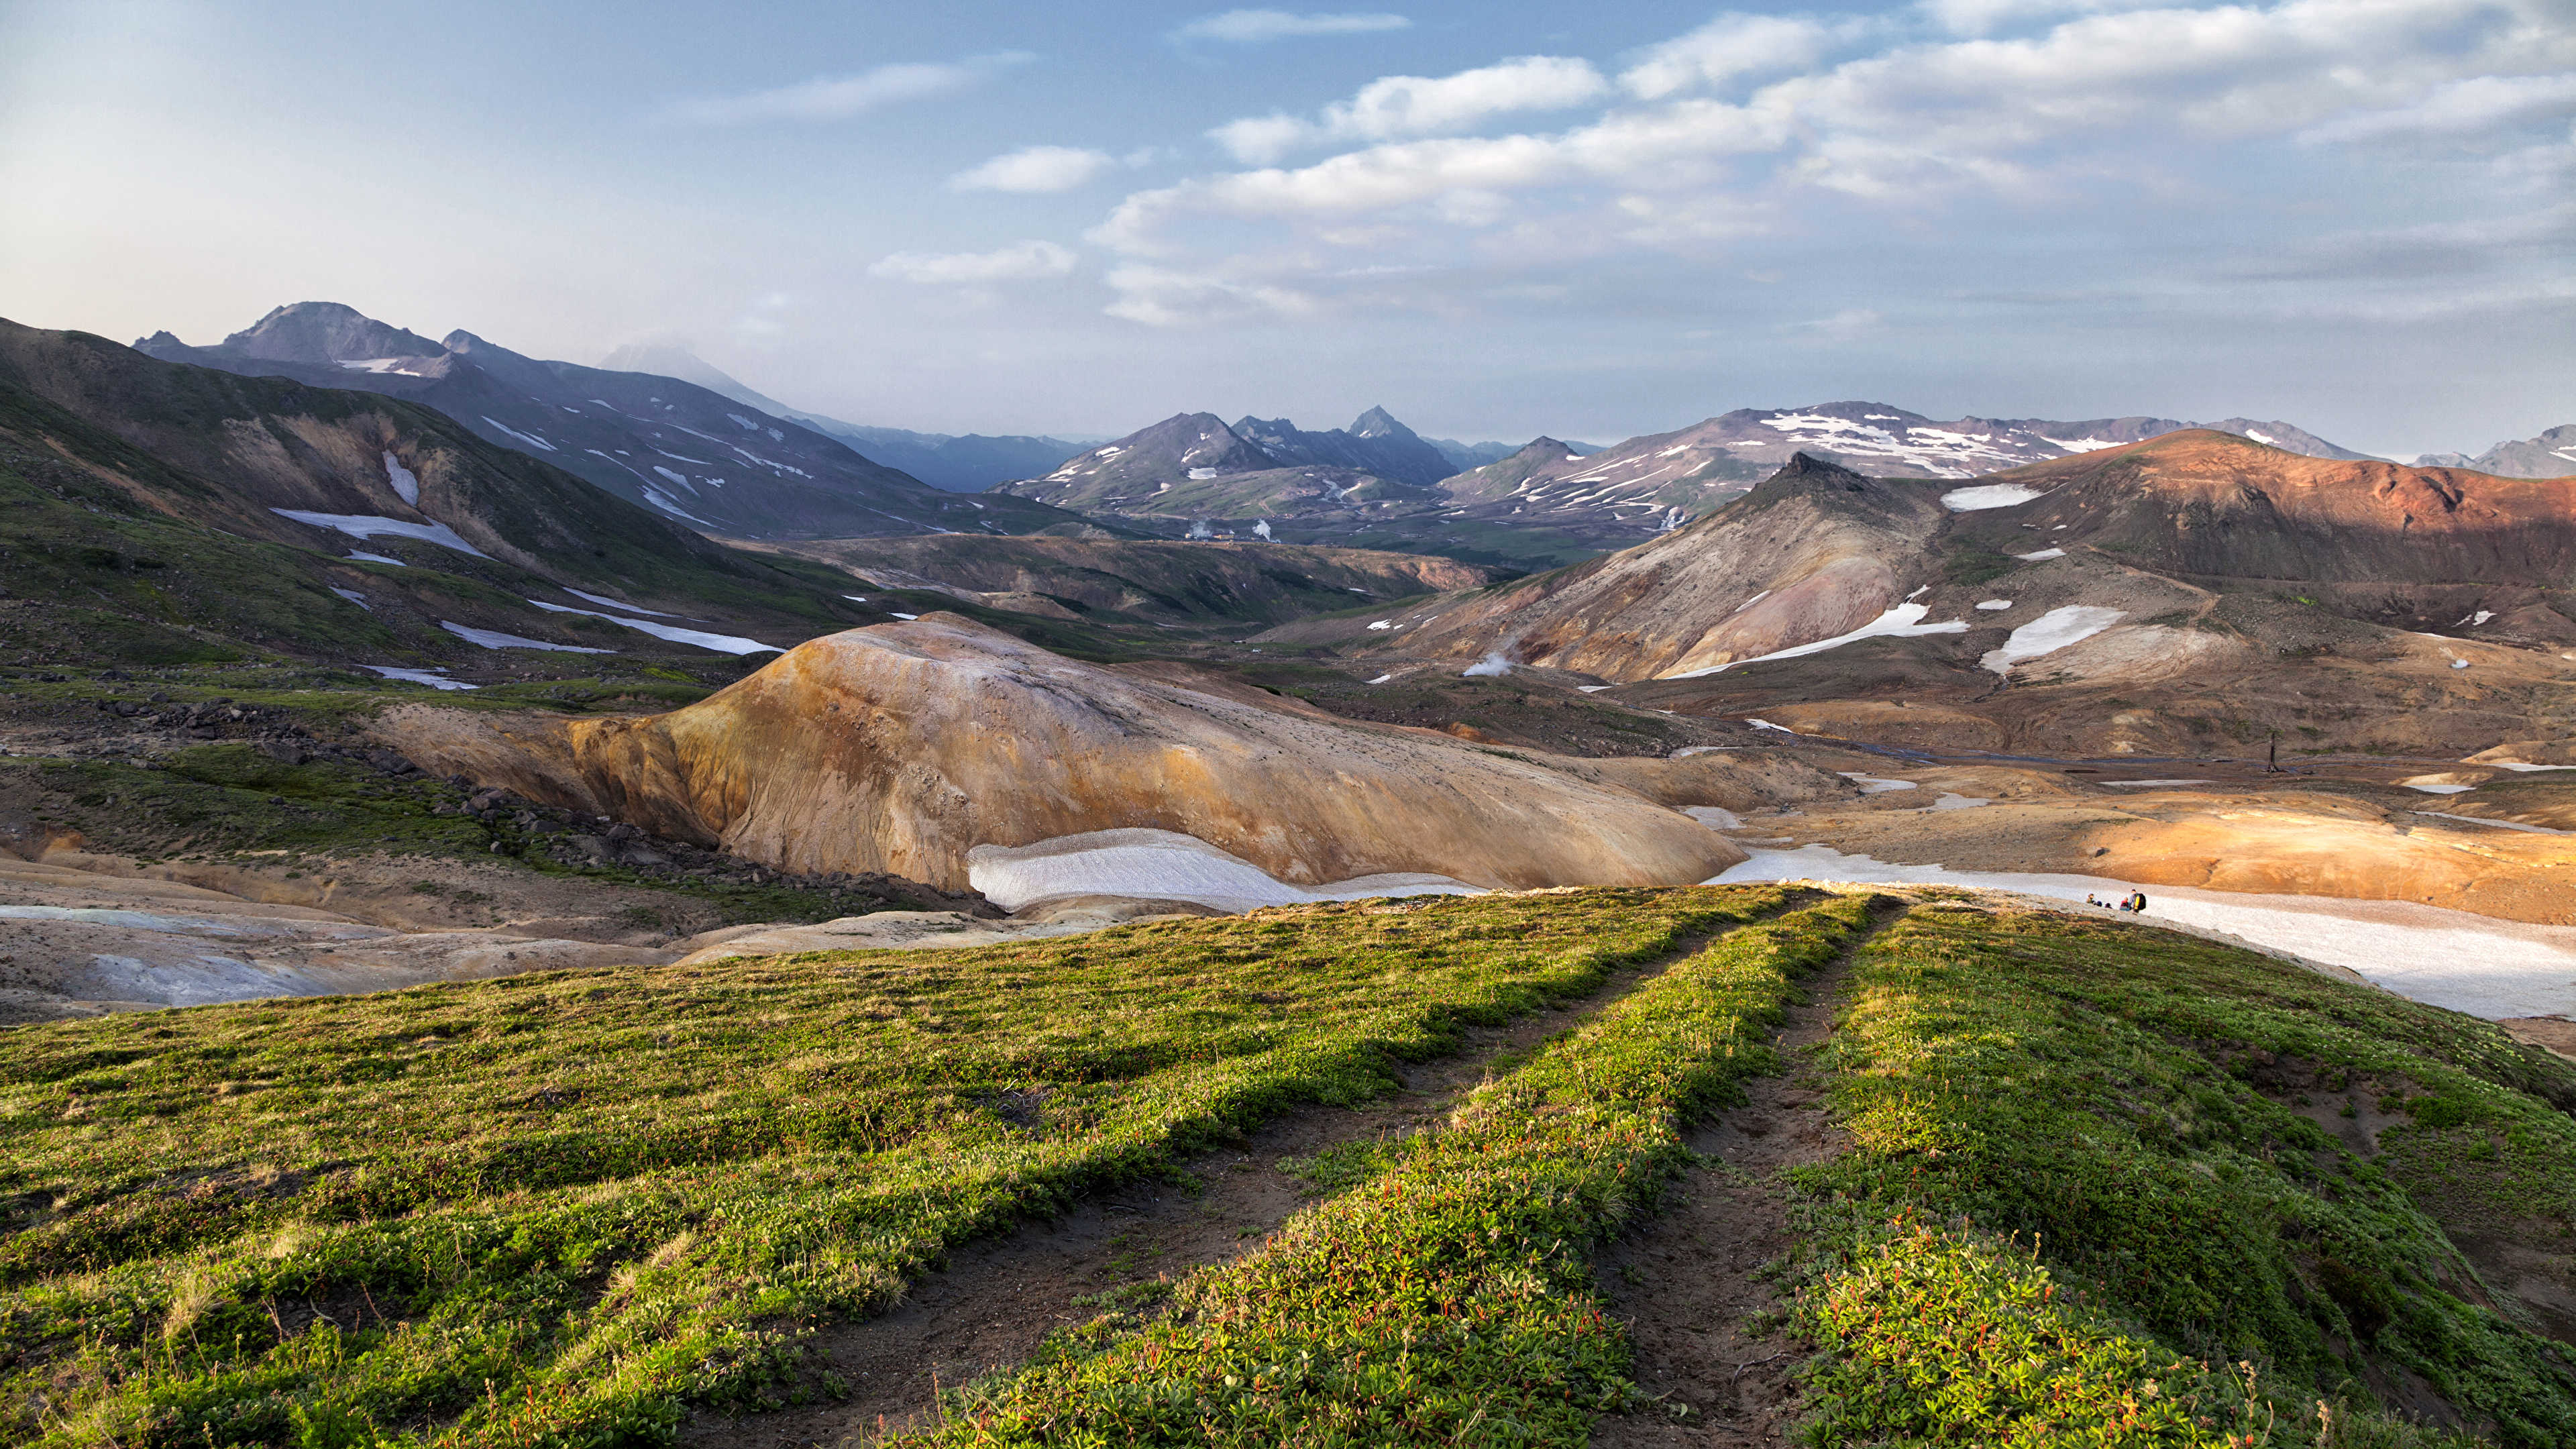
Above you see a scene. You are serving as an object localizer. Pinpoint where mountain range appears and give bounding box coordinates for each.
[1258,433,2576,763]
[985,400,2378,568]
[1430,401,2376,535]
[0,317,941,672]
[2416,423,2576,479]
[133,304,1087,539]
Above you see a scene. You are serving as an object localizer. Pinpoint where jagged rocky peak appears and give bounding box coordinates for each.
[1349,405,1413,439]
[1762,451,1879,492]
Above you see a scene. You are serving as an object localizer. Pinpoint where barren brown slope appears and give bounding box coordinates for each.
[1320,453,1951,682]
[374,613,1747,892]
[1948,429,2576,586]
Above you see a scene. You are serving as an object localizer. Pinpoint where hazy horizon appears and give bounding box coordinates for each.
[3,0,2569,461]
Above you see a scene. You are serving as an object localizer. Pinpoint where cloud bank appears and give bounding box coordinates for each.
[1079,0,2575,325]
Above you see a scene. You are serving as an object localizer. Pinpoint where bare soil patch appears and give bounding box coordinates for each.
[1588,937,1865,1446]
[678,918,1771,1448]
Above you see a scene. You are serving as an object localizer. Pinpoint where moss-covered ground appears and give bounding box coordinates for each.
[1790,902,2576,1446]
[0,886,1784,1446]
[2,890,2568,1446]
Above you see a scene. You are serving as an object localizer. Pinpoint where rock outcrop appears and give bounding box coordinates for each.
[375,614,1749,894]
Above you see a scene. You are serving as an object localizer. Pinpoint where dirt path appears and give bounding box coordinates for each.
[1589,908,1890,1447]
[681,915,1781,1449]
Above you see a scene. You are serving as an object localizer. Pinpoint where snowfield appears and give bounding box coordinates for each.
[563,588,678,617]
[1980,604,2126,674]
[967,829,1481,915]
[526,600,779,655]
[480,417,557,451]
[1661,602,1969,678]
[270,510,491,559]
[381,451,420,506]
[1939,482,2047,511]
[1711,845,2576,1020]
[439,621,613,654]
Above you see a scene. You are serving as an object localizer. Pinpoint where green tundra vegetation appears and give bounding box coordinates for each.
[1,888,2568,1446]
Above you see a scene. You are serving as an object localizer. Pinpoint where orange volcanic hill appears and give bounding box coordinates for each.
[1945,429,2576,586]
[373,613,1752,894]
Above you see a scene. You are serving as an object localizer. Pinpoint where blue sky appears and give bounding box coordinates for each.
[1,0,2568,459]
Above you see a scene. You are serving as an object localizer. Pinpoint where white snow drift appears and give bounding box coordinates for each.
[526,600,779,655]
[1662,602,1969,678]
[271,510,491,559]
[1981,605,2125,674]
[381,451,420,506]
[967,829,1482,915]
[1940,482,2048,511]
[439,621,614,653]
[1711,846,2576,1021]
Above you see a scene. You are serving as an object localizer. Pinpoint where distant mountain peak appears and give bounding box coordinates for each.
[1348,405,1413,439]
[2410,423,2576,480]
[219,301,445,364]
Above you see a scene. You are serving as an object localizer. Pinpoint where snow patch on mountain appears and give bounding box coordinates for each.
[381,451,419,506]
[1662,602,1970,678]
[270,509,492,559]
[1980,605,2126,674]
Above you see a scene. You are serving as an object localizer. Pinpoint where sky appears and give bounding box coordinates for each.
[1,0,2569,460]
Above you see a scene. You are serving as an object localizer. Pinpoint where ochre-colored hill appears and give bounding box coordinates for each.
[375,614,1752,893]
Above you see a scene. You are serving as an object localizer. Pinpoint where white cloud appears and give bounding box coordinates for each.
[951,145,1119,193]
[1620,13,1843,99]
[670,54,1034,125]
[869,240,1079,284]
[1212,56,1610,163]
[1102,265,1318,326]
[1175,10,1411,43]
[1079,0,2575,342]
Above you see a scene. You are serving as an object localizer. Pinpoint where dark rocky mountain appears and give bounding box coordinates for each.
[0,317,908,669]
[2416,424,2576,480]
[594,343,1092,493]
[1232,407,1458,487]
[1000,413,1329,515]
[136,304,1089,539]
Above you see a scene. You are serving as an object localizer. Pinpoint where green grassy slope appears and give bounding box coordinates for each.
[1792,904,2576,1446]
[2,892,2565,1446]
[0,888,1776,1446]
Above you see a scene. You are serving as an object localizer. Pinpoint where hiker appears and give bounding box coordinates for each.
[2129,891,2147,913]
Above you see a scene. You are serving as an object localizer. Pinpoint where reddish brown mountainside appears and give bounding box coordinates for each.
[1948,430,2576,585]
